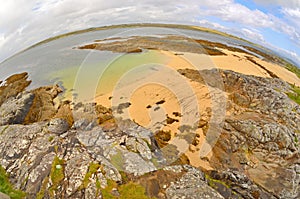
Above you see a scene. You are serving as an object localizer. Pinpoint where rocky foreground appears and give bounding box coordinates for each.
[0,69,299,199]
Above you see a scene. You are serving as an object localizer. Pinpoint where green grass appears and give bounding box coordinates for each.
[49,156,65,196]
[78,162,102,197]
[48,136,54,142]
[285,63,300,79]
[80,162,101,190]
[0,165,26,199]
[102,179,118,199]
[205,174,230,189]
[287,85,300,105]
[36,177,49,199]
[0,126,9,136]
[119,182,152,199]
[101,179,155,199]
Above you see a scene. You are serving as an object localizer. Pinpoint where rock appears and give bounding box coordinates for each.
[48,118,70,135]
[78,35,227,55]
[0,72,31,106]
[117,119,153,145]
[23,85,62,124]
[26,153,55,196]
[207,169,277,199]
[166,165,224,199]
[64,147,91,196]
[73,118,97,131]
[179,69,300,198]
[54,101,74,126]
[128,48,143,53]
[209,70,300,199]
[122,150,156,176]
[125,136,152,160]
[114,102,131,114]
[76,126,115,156]
[0,192,10,199]
[154,130,171,148]
[0,92,34,125]
[72,102,114,126]
[198,119,208,128]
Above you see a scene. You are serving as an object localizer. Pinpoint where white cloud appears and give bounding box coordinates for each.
[272,45,300,66]
[0,1,35,33]
[195,19,228,31]
[282,8,300,18]
[282,7,300,29]
[198,2,274,28]
[194,20,267,46]
[254,0,300,8]
[0,0,205,62]
[0,34,5,50]
[241,28,265,42]
[0,0,299,64]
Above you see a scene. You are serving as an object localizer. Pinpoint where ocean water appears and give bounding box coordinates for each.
[0,26,262,102]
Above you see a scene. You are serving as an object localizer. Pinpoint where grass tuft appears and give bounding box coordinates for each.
[119,182,152,199]
[101,179,156,199]
[80,162,101,190]
[49,156,65,196]
[0,165,26,199]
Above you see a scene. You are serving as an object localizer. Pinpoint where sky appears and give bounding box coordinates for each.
[0,0,300,65]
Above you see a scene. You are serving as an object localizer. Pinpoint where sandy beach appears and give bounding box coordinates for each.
[92,47,300,170]
[211,49,300,86]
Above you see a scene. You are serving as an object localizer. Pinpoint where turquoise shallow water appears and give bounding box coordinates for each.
[51,50,169,102]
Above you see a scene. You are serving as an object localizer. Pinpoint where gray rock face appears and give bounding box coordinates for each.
[125,136,152,160]
[0,103,160,198]
[179,69,300,199]
[122,150,156,176]
[166,165,224,199]
[48,118,70,134]
[213,70,300,199]
[76,121,157,176]
[0,92,34,125]
[207,169,277,199]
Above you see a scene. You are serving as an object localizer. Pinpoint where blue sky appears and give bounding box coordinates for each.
[0,0,300,65]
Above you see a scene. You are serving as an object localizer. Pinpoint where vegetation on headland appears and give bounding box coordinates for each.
[0,165,26,199]
[242,45,300,78]
[285,63,300,79]
[287,85,300,105]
